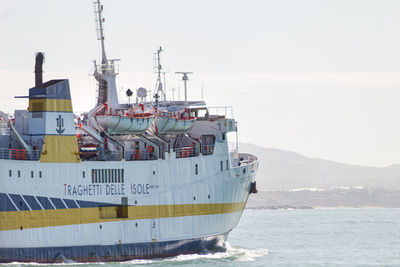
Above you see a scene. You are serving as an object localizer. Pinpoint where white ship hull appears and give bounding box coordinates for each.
[0,143,258,262]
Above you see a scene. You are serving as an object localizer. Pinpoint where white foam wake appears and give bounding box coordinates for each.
[122,242,268,264]
[164,247,269,263]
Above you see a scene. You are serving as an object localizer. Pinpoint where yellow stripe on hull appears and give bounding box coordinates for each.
[29,99,73,112]
[0,202,246,231]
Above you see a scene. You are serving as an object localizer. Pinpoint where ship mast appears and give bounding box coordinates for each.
[95,0,107,65]
[92,0,120,108]
[154,47,166,105]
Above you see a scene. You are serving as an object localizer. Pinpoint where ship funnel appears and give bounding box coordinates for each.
[35,52,44,87]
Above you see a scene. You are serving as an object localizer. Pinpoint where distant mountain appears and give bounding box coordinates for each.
[247,188,400,209]
[239,143,400,191]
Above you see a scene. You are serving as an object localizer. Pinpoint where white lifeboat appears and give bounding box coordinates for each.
[155,109,196,134]
[96,113,154,134]
[96,104,154,134]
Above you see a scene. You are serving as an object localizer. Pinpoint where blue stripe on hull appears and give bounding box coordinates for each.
[0,233,228,263]
[0,192,114,212]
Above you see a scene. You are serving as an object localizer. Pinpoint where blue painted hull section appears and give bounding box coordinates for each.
[0,233,228,263]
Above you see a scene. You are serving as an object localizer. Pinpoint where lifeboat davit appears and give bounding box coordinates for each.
[96,113,154,134]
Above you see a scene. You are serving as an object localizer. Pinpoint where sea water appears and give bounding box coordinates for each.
[4,209,400,266]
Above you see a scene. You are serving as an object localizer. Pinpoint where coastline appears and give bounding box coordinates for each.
[246,188,400,210]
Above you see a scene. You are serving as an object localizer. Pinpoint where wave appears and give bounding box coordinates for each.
[122,242,268,265]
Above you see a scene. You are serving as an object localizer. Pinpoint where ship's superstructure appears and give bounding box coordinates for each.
[0,1,258,263]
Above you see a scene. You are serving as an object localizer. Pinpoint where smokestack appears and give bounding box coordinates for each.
[35,52,44,87]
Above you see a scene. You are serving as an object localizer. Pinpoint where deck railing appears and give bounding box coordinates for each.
[199,106,234,119]
[175,147,198,158]
[0,148,41,161]
[80,148,160,161]
[238,153,258,164]
[124,150,158,161]
[81,145,215,161]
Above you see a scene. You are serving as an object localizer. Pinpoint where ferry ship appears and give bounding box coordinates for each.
[0,1,258,263]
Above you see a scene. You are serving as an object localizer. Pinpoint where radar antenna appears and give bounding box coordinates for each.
[175,72,193,105]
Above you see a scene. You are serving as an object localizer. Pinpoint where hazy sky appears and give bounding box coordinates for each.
[1,0,400,167]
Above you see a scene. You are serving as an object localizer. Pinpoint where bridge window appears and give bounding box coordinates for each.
[195,164,198,175]
[39,171,42,178]
[220,161,223,172]
[82,171,85,178]
[31,171,34,178]
[9,170,11,177]
[18,170,20,177]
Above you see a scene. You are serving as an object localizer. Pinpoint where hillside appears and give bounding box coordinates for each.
[239,143,400,191]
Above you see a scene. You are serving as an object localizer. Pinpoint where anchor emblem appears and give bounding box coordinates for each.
[56,115,65,134]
